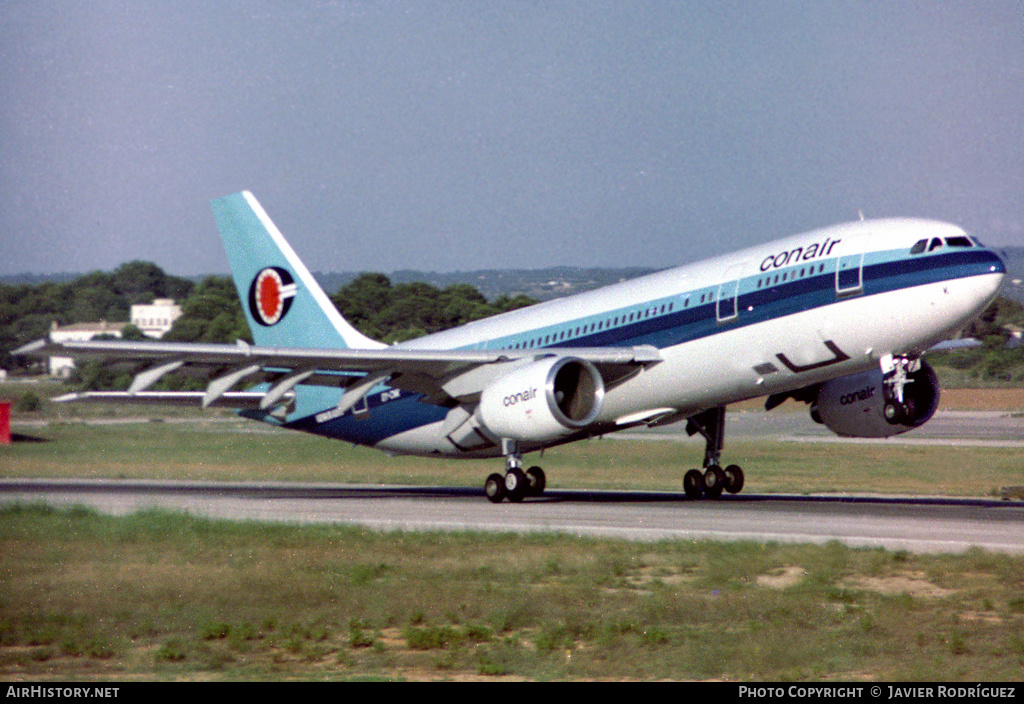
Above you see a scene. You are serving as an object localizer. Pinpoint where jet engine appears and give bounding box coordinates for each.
[477,356,604,443]
[812,359,940,438]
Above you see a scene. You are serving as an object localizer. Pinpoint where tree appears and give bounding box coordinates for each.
[329,273,538,342]
[330,273,394,340]
[120,324,148,341]
[163,276,250,344]
[965,296,1024,348]
[111,261,193,304]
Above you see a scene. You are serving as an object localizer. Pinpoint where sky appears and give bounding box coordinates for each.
[1,1,1022,277]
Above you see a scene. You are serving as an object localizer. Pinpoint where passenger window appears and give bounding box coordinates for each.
[910,239,927,255]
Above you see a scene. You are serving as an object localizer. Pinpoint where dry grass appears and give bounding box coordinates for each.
[2,505,1023,681]
[936,388,1024,412]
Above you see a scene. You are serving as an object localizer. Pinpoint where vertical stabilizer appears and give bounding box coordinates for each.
[212,191,385,350]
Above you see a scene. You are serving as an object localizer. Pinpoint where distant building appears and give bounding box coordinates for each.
[46,299,183,376]
[48,321,128,377]
[130,298,183,338]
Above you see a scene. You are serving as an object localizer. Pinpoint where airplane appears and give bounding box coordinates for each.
[15,192,1006,502]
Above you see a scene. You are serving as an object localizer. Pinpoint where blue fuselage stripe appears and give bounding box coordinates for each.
[493,249,1001,352]
[279,248,1003,445]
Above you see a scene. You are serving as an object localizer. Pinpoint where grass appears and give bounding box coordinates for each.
[3,419,1023,498]
[2,381,1023,679]
[4,378,1023,496]
[1,505,1022,681]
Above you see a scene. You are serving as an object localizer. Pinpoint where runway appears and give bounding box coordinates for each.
[2,478,1023,555]
[4,408,1023,554]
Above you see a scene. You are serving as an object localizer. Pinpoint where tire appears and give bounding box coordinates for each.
[703,465,725,500]
[884,402,901,424]
[723,464,745,494]
[484,473,505,503]
[526,466,546,497]
[504,468,527,503]
[683,469,704,499]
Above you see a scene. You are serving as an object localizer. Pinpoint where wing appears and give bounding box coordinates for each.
[14,338,662,414]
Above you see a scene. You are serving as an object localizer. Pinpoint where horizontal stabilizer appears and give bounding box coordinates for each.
[52,391,291,409]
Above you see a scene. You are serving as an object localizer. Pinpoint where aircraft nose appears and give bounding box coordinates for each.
[992,247,1008,279]
[983,246,1009,298]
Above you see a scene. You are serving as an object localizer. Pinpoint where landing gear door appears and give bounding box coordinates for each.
[716,262,744,323]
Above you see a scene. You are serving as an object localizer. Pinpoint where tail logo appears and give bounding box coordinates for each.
[249,267,297,326]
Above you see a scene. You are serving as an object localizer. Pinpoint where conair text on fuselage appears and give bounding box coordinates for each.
[760,237,842,271]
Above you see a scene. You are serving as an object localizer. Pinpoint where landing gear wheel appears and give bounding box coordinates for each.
[703,465,726,500]
[884,402,902,424]
[484,473,506,503]
[723,464,745,494]
[683,469,704,499]
[526,466,546,497]
[504,468,528,503]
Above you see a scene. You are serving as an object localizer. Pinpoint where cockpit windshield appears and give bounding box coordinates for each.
[910,236,976,254]
[944,236,973,248]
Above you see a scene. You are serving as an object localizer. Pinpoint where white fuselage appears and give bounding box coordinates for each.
[321,218,1005,457]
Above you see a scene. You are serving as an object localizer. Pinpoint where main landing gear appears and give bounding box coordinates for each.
[484,407,747,503]
[485,440,547,504]
[683,406,745,500]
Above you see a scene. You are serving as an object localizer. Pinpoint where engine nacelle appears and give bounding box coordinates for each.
[478,356,604,443]
[813,360,940,438]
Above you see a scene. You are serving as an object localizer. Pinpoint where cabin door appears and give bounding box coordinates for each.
[834,240,865,297]
[716,262,744,323]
